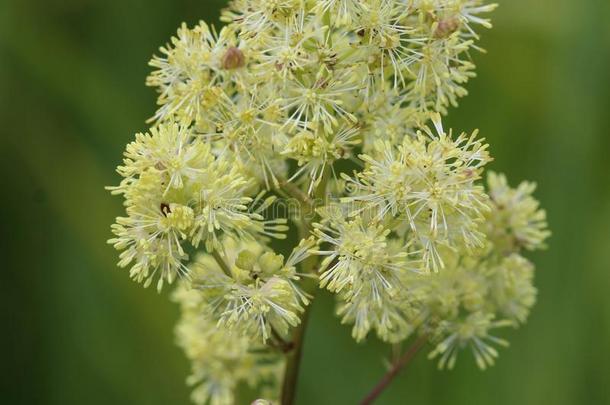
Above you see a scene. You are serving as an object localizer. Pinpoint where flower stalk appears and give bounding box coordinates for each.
[360,335,428,405]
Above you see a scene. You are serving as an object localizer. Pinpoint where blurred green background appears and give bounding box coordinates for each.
[2,0,609,404]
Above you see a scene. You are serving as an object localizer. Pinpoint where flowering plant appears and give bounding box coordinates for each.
[109,1,550,404]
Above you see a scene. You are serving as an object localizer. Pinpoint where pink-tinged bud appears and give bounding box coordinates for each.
[434,17,460,38]
[222,46,245,69]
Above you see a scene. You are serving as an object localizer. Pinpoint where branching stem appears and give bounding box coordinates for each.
[270,327,295,353]
[359,335,428,405]
[211,250,232,278]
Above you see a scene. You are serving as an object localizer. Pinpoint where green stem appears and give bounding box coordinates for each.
[280,302,312,405]
[211,250,232,278]
[279,231,318,405]
[278,178,314,209]
[279,168,329,405]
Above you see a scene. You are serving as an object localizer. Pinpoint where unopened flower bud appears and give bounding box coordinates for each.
[222,46,245,69]
[434,17,460,38]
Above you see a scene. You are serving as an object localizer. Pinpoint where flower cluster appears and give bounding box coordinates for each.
[342,116,491,272]
[317,172,548,369]
[141,0,497,191]
[108,122,288,292]
[172,275,284,405]
[416,173,547,369]
[108,1,550,404]
[189,237,313,342]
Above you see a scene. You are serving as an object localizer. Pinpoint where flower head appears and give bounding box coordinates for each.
[189,238,313,342]
[109,123,287,290]
[311,206,416,341]
[343,116,492,271]
[282,125,360,193]
[485,171,550,253]
[172,279,283,405]
[147,22,243,124]
[428,311,511,370]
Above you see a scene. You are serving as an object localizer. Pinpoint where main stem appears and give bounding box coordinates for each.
[280,169,329,405]
[359,335,428,405]
[280,302,312,405]
[279,236,317,405]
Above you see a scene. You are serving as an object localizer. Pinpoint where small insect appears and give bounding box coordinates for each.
[160,203,171,217]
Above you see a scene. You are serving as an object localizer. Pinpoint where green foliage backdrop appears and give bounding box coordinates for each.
[2,0,609,404]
